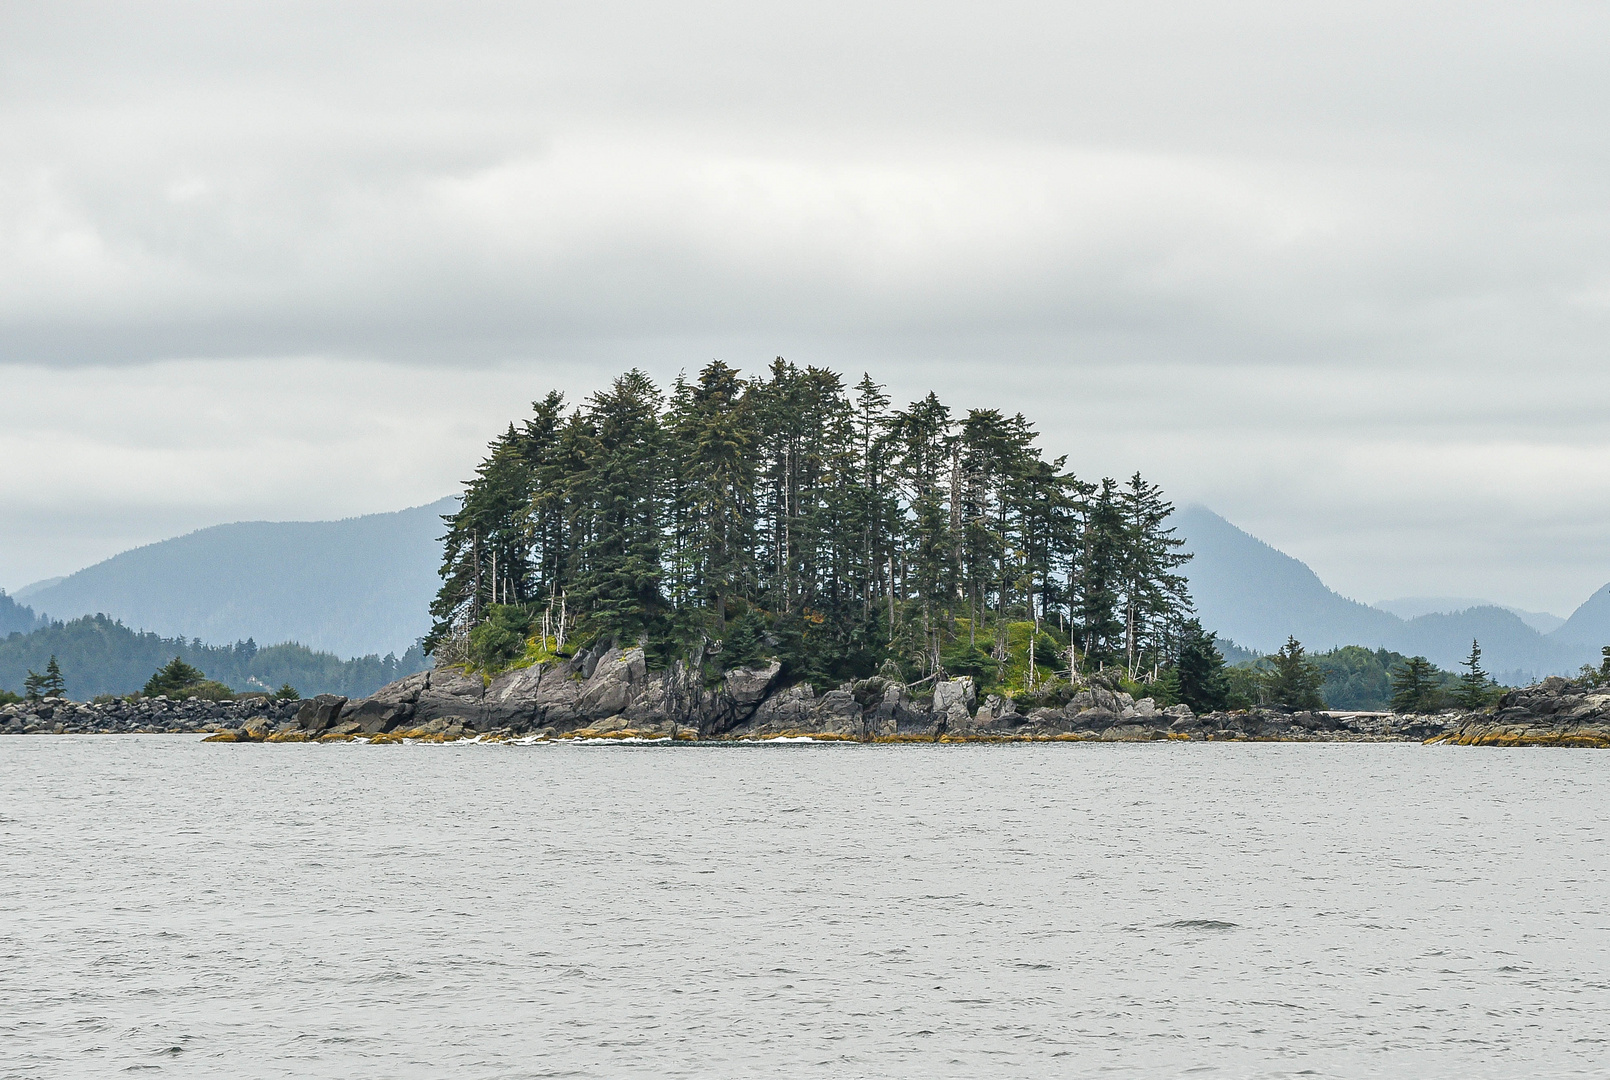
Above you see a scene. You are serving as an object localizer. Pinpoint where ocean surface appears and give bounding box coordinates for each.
[4,738,1609,1079]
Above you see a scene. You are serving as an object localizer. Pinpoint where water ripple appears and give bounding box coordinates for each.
[4,738,1610,1077]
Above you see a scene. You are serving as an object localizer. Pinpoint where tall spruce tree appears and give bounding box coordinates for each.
[672,361,756,636]
[573,370,667,643]
[1076,479,1125,668]
[1267,636,1325,710]
[1455,639,1492,709]
[1390,656,1442,713]
[41,656,65,698]
[1175,619,1230,712]
[1117,473,1193,678]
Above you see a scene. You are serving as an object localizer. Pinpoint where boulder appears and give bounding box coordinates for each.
[295,694,348,733]
[345,698,414,734]
[577,647,647,720]
[810,689,863,736]
[1070,706,1117,731]
[933,677,976,714]
[742,683,819,736]
[238,715,275,741]
[1100,724,1168,742]
[723,660,782,712]
[410,667,489,725]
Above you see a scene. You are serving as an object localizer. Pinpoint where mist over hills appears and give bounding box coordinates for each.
[16,498,455,660]
[1179,505,1605,681]
[0,592,43,637]
[1372,596,1566,635]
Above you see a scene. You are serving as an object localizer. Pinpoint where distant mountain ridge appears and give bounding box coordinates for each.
[16,495,1610,683]
[1178,505,1605,680]
[0,592,43,637]
[19,498,455,659]
[1372,596,1566,635]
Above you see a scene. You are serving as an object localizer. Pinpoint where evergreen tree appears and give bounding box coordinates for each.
[413,361,1202,695]
[1455,638,1492,710]
[1175,619,1230,712]
[1390,656,1442,713]
[573,370,667,643]
[41,656,66,698]
[1117,472,1192,677]
[22,668,45,701]
[1075,479,1125,667]
[673,361,756,636]
[143,656,207,698]
[1267,636,1325,710]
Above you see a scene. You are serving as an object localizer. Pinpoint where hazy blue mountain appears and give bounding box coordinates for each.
[0,592,42,637]
[1176,505,1596,678]
[1551,584,1610,650]
[1176,505,1403,654]
[1397,606,1580,685]
[12,577,63,603]
[21,498,455,659]
[1374,596,1566,634]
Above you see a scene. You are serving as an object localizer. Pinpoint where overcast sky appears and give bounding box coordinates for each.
[5,1,1610,614]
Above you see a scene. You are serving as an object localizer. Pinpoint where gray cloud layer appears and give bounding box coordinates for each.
[6,2,1610,614]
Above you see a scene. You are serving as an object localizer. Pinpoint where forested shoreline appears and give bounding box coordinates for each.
[430,360,1214,704]
[0,614,427,701]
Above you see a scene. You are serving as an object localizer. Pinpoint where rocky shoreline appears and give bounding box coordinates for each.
[2,694,299,736]
[10,652,1609,747]
[198,644,1461,744]
[1426,676,1610,748]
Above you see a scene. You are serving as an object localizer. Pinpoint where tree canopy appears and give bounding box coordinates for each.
[1390,656,1445,713]
[1266,636,1326,710]
[429,361,1198,692]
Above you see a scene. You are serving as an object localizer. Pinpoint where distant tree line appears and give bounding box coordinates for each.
[0,591,42,637]
[429,361,1199,693]
[0,614,426,701]
[1219,637,1503,712]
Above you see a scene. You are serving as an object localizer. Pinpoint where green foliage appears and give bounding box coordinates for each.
[187,680,239,701]
[24,655,68,700]
[466,604,537,671]
[1306,645,1462,711]
[0,689,22,705]
[0,614,428,700]
[1147,666,1182,707]
[1175,619,1230,712]
[1311,646,1396,711]
[940,637,995,682]
[143,656,208,698]
[1267,636,1326,710]
[275,684,301,701]
[43,657,66,697]
[427,361,1200,694]
[1455,639,1497,709]
[1390,656,1446,713]
[1224,664,1267,710]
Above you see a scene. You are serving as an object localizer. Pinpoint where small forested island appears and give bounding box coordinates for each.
[201,360,1596,747]
[426,359,1206,705]
[8,361,1610,747]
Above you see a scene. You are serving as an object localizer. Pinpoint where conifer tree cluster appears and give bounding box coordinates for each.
[428,361,1196,689]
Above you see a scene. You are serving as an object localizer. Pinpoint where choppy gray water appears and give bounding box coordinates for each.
[4,739,1610,1079]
